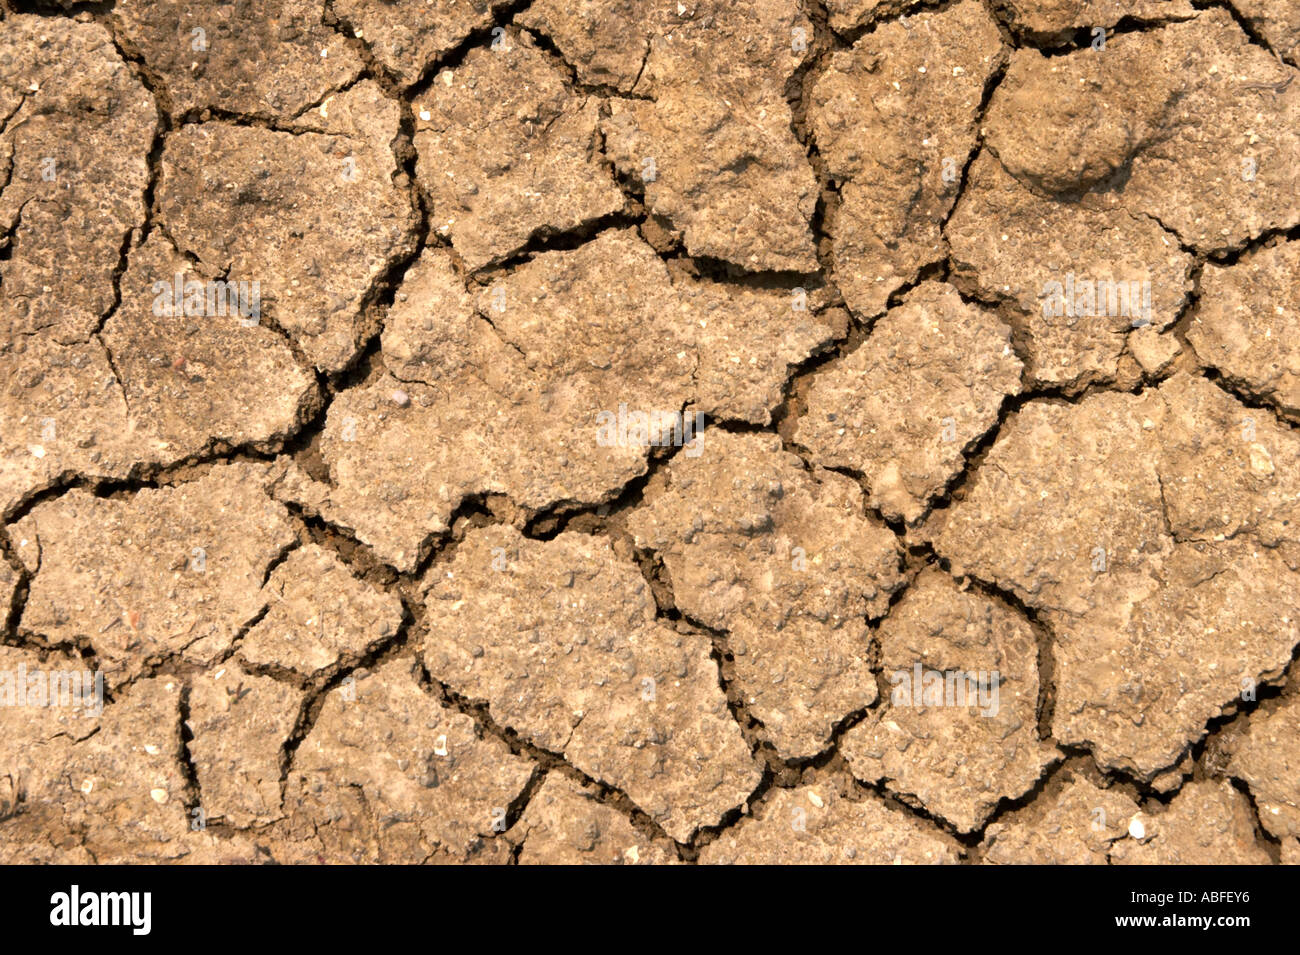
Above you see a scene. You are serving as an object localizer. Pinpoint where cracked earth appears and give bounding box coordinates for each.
[1,0,1298,865]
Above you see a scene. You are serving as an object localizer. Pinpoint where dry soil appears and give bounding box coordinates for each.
[0,0,1298,865]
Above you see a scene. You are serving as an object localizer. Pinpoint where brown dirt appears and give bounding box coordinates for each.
[1,0,1298,864]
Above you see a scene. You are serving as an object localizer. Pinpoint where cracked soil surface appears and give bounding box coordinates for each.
[1,0,1298,864]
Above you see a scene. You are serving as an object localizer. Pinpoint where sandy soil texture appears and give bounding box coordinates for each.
[1,0,1298,865]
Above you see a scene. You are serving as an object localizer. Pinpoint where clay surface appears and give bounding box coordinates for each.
[1,1,1294,867]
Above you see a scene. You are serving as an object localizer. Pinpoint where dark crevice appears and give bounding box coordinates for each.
[468,211,647,280]
[937,48,1011,235]
[1228,776,1283,862]
[1194,0,1292,65]
[1204,221,1300,268]
[498,762,548,853]
[9,0,114,15]
[276,611,421,804]
[940,559,1061,741]
[177,682,204,822]
[833,0,959,47]
[412,657,684,854]
[1205,369,1300,434]
[173,108,333,136]
[518,25,655,102]
[398,0,539,98]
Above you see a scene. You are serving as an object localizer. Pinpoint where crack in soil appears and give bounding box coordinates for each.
[1,0,1296,863]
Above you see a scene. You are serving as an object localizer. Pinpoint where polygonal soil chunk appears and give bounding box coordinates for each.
[985,43,1183,196]
[946,152,1193,389]
[333,0,494,86]
[1188,240,1300,420]
[0,670,193,864]
[517,0,658,92]
[102,233,319,455]
[2,229,315,518]
[310,239,655,568]
[841,569,1058,833]
[1227,695,1300,839]
[0,644,103,864]
[929,376,1300,779]
[465,230,833,426]
[0,336,137,519]
[159,82,419,372]
[238,544,403,679]
[982,774,1140,864]
[601,0,818,271]
[0,17,157,343]
[668,275,837,424]
[1154,372,1300,548]
[421,526,762,842]
[110,0,362,119]
[187,661,304,829]
[1052,540,1300,778]
[627,431,904,759]
[810,1,1005,318]
[468,230,832,426]
[794,282,1022,523]
[1233,0,1300,63]
[0,644,103,752]
[413,30,624,270]
[512,774,678,865]
[465,229,696,416]
[13,463,297,687]
[699,784,960,864]
[982,10,1300,253]
[306,235,832,570]
[931,389,1171,616]
[1110,779,1271,864]
[285,658,534,863]
[1128,325,1182,377]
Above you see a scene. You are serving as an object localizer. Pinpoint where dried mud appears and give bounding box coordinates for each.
[1,0,1298,865]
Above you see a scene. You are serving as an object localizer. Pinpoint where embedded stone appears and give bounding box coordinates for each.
[1110,779,1271,864]
[982,774,1140,864]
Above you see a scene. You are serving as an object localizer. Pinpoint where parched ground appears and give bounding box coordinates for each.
[0,0,1298,864]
